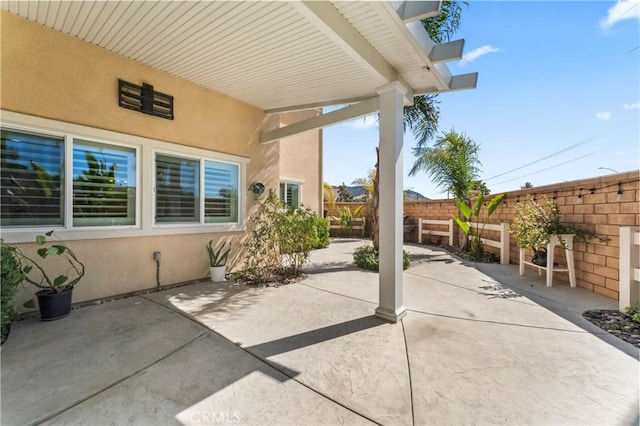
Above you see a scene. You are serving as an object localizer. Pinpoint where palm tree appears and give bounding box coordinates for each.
[409,129,481,205]
[403,1,466,147]
[403,94,440,149]
[369,1,466,250]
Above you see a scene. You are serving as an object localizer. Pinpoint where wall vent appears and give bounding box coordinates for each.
[118,79,174,120]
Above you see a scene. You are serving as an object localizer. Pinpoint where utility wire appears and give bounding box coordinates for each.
[620,1,639,17]
[492,148,607,186]
[485,135,600,181]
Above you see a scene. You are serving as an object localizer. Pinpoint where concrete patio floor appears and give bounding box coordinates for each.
[2,239,638,425]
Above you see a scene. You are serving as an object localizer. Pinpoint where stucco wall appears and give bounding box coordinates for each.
[278,110,323,214]
[0,13,318,308]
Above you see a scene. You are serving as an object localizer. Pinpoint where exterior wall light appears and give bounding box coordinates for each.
[617,183,623,202]
[250,182,265,196]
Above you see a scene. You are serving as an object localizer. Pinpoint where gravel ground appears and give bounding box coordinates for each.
[582,310,640,348]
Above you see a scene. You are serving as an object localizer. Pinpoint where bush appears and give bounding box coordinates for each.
[278,207,320,272]
[625,303,640,324]
[353,245,410,272]
[1,240,23,333]
[314,217,330,249]
[240,190,325,284]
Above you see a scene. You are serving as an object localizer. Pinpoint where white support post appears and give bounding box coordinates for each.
[375,81,408,323]
[500,223,510,265]
[447,218,454,247]
[619,226,640,311]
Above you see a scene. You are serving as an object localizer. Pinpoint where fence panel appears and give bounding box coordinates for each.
[417,218,454,246]
[619,226,640,310]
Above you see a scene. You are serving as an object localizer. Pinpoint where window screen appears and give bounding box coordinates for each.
[73,139,136,227]
[204,160,238,223]
[155,154,199,223]
[280,182,300,209]
[1,130,64,227]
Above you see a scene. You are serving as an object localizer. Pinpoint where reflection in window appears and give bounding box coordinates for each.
[73,139,136,227]
[0,130,64,227]
[205,161,238,223]
[156,154,199,223]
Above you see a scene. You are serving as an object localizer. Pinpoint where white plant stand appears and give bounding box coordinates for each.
[519,234,576,288]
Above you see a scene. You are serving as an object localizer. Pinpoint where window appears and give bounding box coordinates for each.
[73,139,136,227]
[280,182,300,209]
[205,160,238,223]
[156,154,200,223]
[155,154,240,225]
[1,112,247,237]
[1,130,64,227]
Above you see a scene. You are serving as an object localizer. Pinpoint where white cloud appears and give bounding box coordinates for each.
[350,115,377,129]
[600,0,640,29]
[624,102,640,109]
[595,112,612,121]
[459,45,501,66]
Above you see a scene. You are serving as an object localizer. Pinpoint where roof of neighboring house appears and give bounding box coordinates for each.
[333,186,428,201]
[405,189,429,201]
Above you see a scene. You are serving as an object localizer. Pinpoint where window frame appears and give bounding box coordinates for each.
[154,150,202,226]
[70,136,140,230]
[203,158,240,225]
[152,151,242,227]
[279,178,304,210]
[1,127,66,228]
[1,111,248,243]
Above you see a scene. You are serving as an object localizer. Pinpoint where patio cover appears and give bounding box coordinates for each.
[1,1,477,322]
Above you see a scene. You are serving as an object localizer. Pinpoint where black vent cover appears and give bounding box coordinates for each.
[118,79,174,120]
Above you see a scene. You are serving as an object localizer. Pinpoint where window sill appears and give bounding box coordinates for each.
[0,223,245,244]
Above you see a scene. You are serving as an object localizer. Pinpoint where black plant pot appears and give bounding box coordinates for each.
[531,249,548,267]
[36,288,73,321]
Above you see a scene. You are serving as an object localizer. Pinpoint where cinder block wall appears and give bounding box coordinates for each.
[325,171,639,300]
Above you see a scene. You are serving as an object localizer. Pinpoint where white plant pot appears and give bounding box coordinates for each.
[210,265,226,282]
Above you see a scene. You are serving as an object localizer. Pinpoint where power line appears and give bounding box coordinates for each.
[492,148,607,186]
[485,135,599,181]
[620,1,639,17]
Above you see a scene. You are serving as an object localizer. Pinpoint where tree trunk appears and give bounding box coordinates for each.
[372,147,380,250]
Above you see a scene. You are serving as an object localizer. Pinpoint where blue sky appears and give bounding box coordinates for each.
[323,0,640,199]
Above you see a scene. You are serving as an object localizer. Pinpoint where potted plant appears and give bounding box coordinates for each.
[1,239,24,344]
[510,195,606,265]
[19,231,85,321]
[206,240,230,282]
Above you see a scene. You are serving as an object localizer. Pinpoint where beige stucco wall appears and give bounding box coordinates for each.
[0,13,321,308]
[278,110,323,214]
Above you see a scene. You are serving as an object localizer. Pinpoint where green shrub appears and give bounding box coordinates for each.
[353,245,410,272]
[1,240,24,332]
[314,217,330,248]
[240,190,324,284]
[278,207,320,272]
[624,302,640,324]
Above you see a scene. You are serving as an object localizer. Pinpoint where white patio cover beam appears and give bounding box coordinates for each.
[448,73,479,91]
[428,39,465,64]
[260,98,379,144]
[375,81,408,323]
[394,1,441,23]
[291,1,411,89]
[266,96,375,115]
